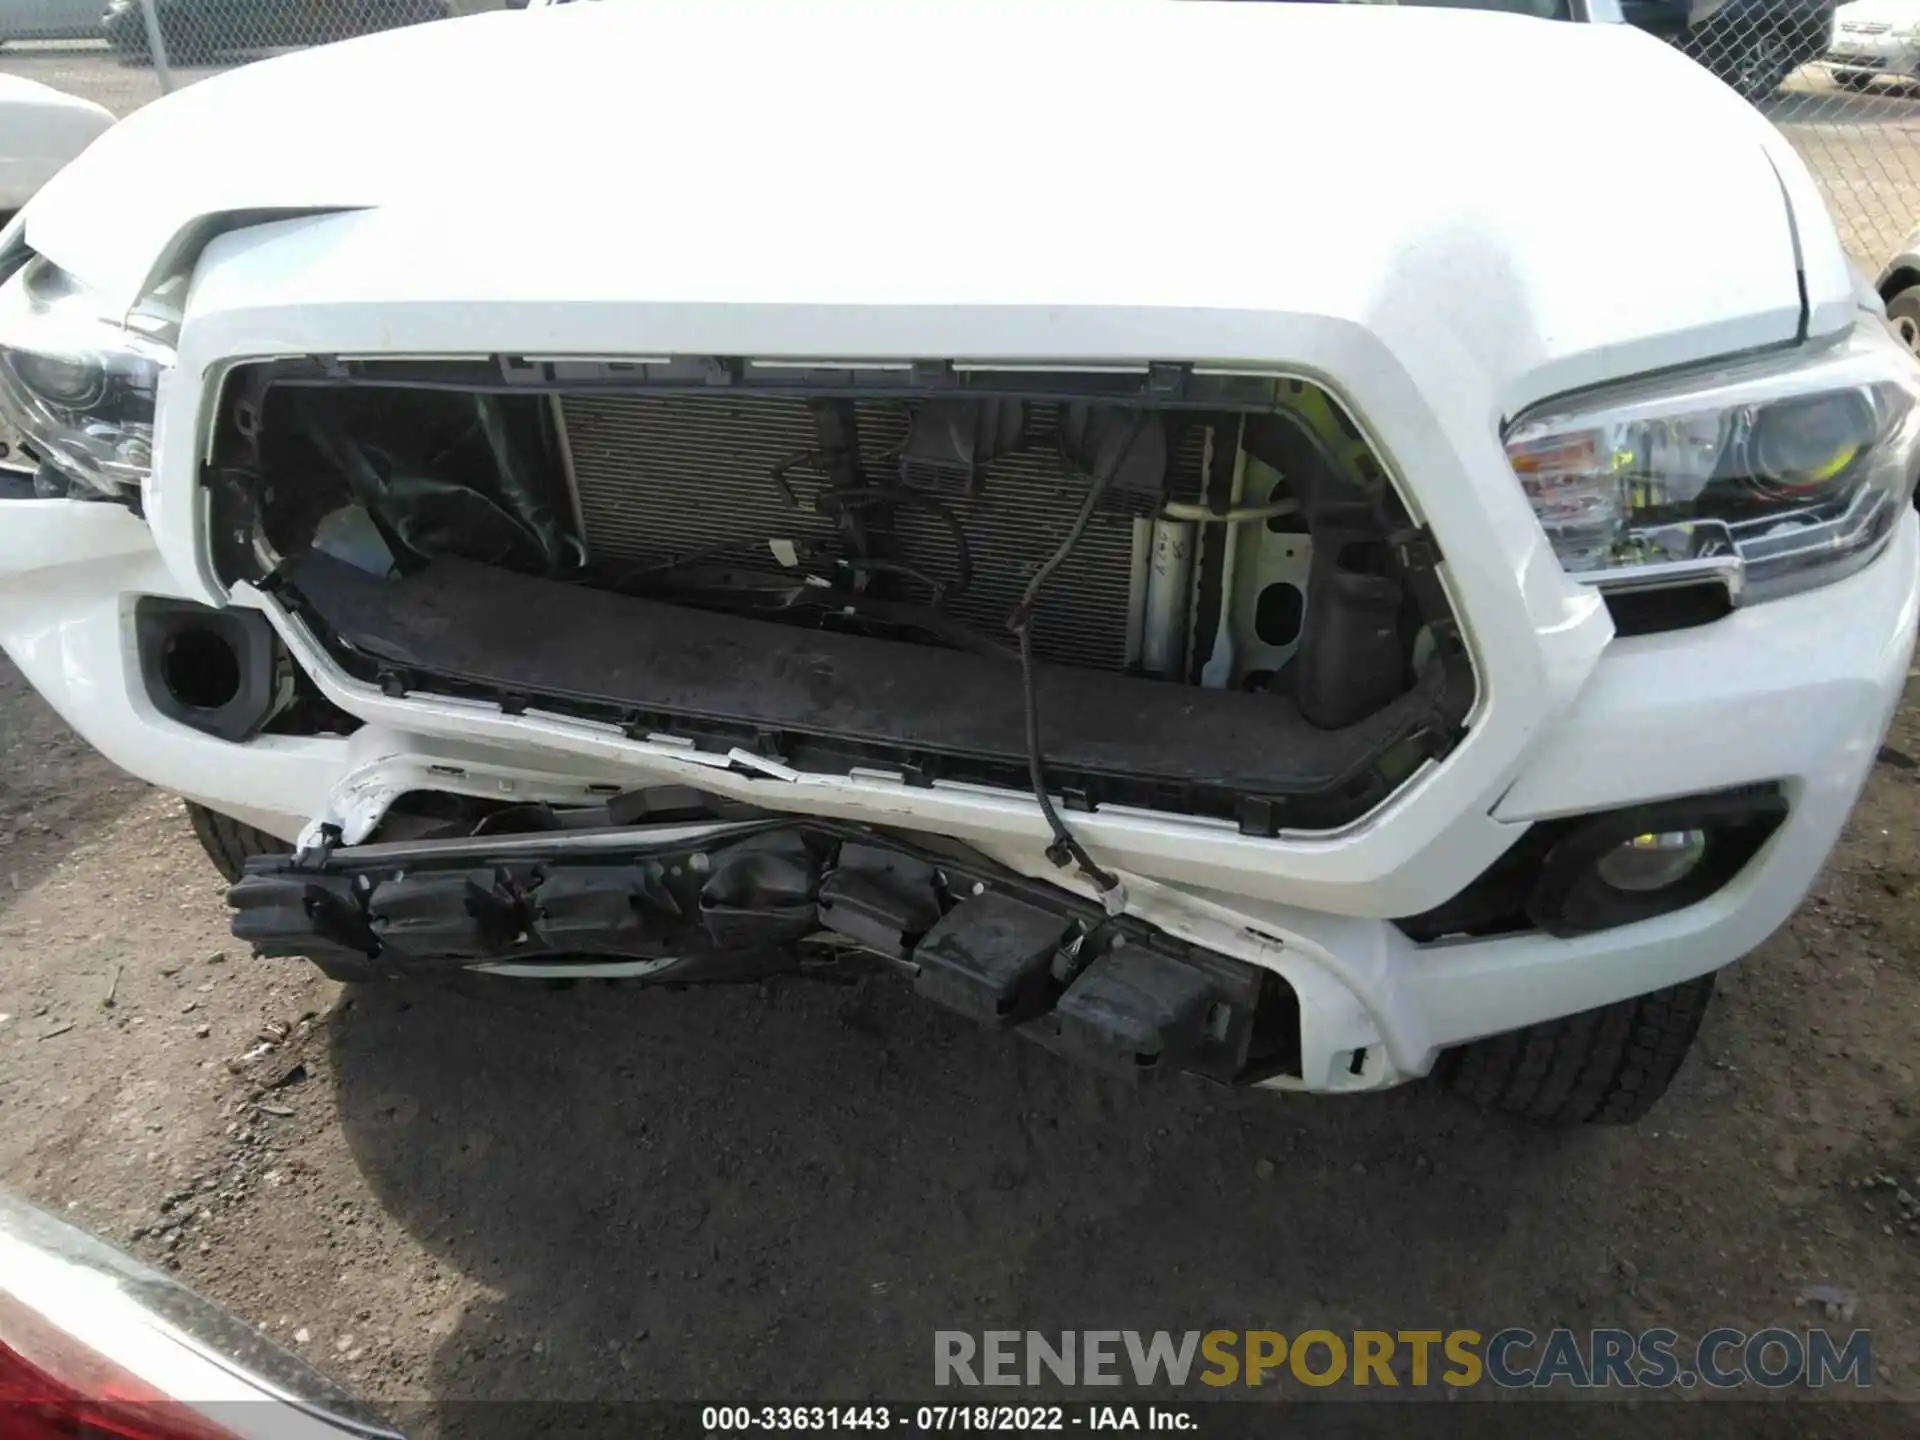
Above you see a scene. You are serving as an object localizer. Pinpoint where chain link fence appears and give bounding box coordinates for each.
[3,0,1920,265]
[1679,0,1920,265]
[111,0,471,88]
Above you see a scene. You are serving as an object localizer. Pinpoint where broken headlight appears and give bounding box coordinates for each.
[1505,317,1920,604]
[0,258,170,499]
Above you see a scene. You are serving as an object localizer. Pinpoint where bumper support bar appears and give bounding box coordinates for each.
[229,815,1287,1085]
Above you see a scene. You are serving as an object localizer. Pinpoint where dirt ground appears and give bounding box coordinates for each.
[4,642,1920,1431]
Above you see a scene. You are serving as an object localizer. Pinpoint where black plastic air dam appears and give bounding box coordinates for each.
[280,551,1472,829]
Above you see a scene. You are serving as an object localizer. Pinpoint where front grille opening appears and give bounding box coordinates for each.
[209,359,1474,829]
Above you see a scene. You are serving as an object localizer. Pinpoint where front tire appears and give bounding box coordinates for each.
[1886,285,1920,361]
[185,801,287,883]
[1436,972,1716,1125]
[1696,26,1792,101]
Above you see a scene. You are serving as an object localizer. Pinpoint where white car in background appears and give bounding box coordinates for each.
[1827,0,1920,85]
[0,74,110,225]
[0,73,107,471]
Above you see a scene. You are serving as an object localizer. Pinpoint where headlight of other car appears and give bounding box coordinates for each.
[0,258,172,500]
[1505,317,1920,604]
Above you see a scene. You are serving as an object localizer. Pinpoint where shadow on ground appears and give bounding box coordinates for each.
[328,969,1607,1407]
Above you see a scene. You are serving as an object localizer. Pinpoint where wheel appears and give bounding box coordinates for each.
[1886,285,1920,361]
[1704,27,1792,101]
[1435,972,1716,1126]
[185,801,287,883]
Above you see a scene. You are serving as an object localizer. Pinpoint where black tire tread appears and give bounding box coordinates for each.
[185,801,287,882]
[1436,973,1715,1126]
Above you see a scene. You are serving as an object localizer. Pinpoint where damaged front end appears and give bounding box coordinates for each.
[206,354,1476,1088]
[229,791,1297,1086]
[206,358,1476,843]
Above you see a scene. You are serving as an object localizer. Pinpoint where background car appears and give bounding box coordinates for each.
[1876,220,1920,357]
[1826,0,1920,86]
[103,0,449,63]
[0,1188,402,1439]
[0,71,109,223]
[0,73,108,473]
[1623,0,1838,97]
[0,0,105,44]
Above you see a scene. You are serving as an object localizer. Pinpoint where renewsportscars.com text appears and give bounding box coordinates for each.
[934,1328,1871,1390]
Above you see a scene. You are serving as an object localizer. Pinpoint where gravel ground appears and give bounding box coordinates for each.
[4,649,1920,1430]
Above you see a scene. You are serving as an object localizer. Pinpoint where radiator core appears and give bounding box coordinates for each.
[557,395,1206,671]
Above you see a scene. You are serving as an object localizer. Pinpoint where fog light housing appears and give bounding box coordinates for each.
[1529,789,1787,937]
[1593,830,1709,893]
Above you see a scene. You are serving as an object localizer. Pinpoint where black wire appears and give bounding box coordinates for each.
[816,486,975,602]
[831,555,952,607]
[1005,413,1148,898]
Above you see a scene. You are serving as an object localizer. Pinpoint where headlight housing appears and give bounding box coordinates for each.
[1505,318,1920,604]
[0,259,171,499]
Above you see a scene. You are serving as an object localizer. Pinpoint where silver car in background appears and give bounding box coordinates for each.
[0,0,106,44]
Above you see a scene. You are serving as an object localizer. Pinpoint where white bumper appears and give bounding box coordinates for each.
[4,493,1911,1092]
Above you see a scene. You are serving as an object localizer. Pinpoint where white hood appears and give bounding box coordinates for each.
[22,0,1830,406]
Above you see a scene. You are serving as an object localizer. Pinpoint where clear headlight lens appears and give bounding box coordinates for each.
[0,259,172,498]
[1505,318,1920,604]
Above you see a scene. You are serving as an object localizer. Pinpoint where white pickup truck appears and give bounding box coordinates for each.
[0,0,1914,1128]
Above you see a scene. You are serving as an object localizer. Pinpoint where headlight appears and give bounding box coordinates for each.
[1505,318,1920,604]
[0,259,171,499]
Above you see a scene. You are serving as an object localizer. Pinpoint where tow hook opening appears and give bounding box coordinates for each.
[133,598,290,743]
[229,791,1305,1088]
[161,626,242,712]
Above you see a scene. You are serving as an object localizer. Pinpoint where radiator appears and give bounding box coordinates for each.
[557,395,1206,671]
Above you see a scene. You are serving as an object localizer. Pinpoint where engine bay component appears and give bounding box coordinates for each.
[1057,404,1169,500]
[210,359,1475,831]
[288,386,579,576]
[1139,518,1195,678]
[898,397,1027,493]
[1293,503,1406,730]
[278,547,1463,831]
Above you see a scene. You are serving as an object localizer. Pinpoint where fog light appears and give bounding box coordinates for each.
[1593,830,1708,893]
[1526,787,1788,937]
